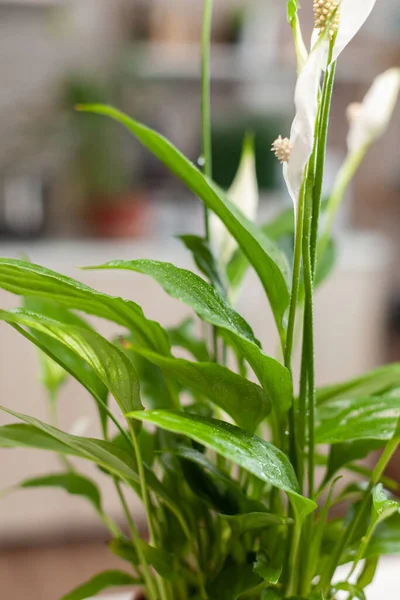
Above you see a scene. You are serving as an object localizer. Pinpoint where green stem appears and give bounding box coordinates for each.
[128,421,169,600]
[311,59,337,275]
[201,0,213,240]
[285,183,306,470]
[114,479,159,600]
[319,436,400,595]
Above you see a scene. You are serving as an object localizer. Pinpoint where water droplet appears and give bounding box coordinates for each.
[197,155,206,167]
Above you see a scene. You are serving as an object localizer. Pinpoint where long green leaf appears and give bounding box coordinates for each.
[61,570,139,600]
[76,104,290,339]
[123,340,270,432]
[0,309,142,416]
[317,364,400,404]
[89,260,292,416]
[0,258,170,354]
[21,472,102,514]
[129,410,316,513]
[316,395,400,443]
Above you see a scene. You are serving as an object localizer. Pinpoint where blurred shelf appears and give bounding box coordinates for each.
[0,0,61,5]
[122,42,295,85]
[122,41,396,86]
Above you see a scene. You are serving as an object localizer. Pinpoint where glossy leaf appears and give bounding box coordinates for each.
[90,259,292,417]
[110,537,182,580]
[0,309,143,416]
[253,551,282,584]
[122,340,270,432]
[179,234,225,295]
[77,104,290,338]
[0,258,170,354]
[0,407,139,481]
[317,363,400,404]
[61,570,139,600]
[129,410,316,513]
[316,395,400,443]
[366,513,400,557]
[21,472,102,514]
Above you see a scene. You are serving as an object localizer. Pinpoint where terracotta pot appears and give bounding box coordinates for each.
[88,192,150,238]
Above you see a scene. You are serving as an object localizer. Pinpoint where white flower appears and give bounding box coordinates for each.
[347,68,400,154]
[281,41,325,214]
[312,0,378,63]
[210,135,259,264]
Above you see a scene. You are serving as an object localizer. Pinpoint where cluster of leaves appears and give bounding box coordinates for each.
[1,1,400,599]
[0,115,398,599]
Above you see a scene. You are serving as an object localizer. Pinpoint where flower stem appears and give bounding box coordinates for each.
[285,183,306,471]
[201,0,213,240]
[311,59,337,275]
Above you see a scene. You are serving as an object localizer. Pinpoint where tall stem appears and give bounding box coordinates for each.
[311,60,336,275]
[115,479,159,600]
[128,421,168,600]
[286,183,306,471]
[201,0,213,239]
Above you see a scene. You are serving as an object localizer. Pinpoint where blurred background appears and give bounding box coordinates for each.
[0,0,399,598]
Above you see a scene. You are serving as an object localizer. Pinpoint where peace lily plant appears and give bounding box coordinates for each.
[1,1,400,599]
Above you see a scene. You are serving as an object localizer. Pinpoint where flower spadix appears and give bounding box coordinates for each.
[347,68,400,154]
[210,134,259,265]
[312,0,378,63]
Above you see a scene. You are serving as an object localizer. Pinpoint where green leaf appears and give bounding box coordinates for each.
[76,104,290,338]
[225,512,292,533]
[287,0,298,22]
[324,440,383,481]
[357,556,379,589]
[122,339,270,432]
[109,537,182,580]
[89,259,292,417]
[227,207,294,291]
[366,513,400,557]
[253,550,282,584]
[21,472,102,514]
[129,410,316,513]
[167,317,209,362]
[13,324,110,436]
[372,484,399,524]
[88,259,257,343]
[207,563,262,600]
[0,309,143,416]
[179,234,226,295]
[171,444,265,515]
[0,409,176,506]
[60,570,139,600]
[317,364,400,404]
[333,583,365,600]
[316,395,400,443]
[0,258,170,354]
[0,407,139,482]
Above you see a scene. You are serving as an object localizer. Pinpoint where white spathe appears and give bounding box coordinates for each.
[332,0,377,62]
[284,0,378,212]
[283,41,325,213]
[210,136,258,265]
[347,68,400,154]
